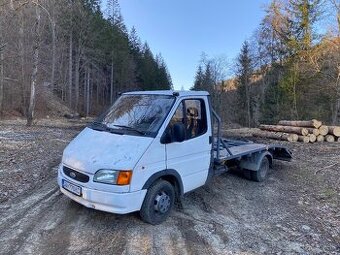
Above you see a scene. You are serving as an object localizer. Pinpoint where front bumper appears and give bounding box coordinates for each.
[57,172,147,214]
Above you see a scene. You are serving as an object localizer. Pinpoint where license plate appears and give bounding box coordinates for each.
[62,179,82,196]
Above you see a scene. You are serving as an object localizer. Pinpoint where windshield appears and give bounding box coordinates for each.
[94,94,175,137]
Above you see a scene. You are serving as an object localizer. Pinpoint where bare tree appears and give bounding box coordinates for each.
[27,2,41,126]
[0,44,4,117]
[0,6,5,116]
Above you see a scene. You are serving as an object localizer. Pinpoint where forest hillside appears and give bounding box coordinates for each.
[0,0,172,124]
[192,0,340,127]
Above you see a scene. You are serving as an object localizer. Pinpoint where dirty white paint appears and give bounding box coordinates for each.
[62,128,153,173]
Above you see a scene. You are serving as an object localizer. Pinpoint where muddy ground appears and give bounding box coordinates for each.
[0,120,339,255]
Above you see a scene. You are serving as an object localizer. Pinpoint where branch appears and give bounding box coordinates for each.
[0,43,7,50]
[4,77,19,82]
[31,1,54,27]
[314,162,339,174]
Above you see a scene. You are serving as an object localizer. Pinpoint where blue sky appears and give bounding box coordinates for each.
[118,0,271,90]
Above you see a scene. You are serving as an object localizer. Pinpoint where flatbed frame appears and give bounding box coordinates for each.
[212,110,292,171]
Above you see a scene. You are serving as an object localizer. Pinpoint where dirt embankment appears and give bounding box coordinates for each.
[0,121,339,255]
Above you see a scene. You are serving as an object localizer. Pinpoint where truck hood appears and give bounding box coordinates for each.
[62,127,153,174]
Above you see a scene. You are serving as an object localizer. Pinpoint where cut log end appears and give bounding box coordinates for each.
[301,128,309,136]
[312,119,322,129]
[325,135,335,142]
[298,135,310,143]
[287,134,299,142]
[319,125,329,136]
[306,128,320,136]
[317,135,325,142]
[308,134,317,143]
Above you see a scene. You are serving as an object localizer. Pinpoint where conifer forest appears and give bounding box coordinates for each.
[0,0,172,124]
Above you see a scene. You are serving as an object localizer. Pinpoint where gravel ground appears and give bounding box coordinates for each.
[0,121,339,255]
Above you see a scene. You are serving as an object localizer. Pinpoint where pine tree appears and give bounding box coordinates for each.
[192,65,204,90]
[236,41,254,127]
[287,0,323,52]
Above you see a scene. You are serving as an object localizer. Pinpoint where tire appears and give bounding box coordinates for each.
[243,169,252,180]
[251,156,270,182]
[140,180,175,225]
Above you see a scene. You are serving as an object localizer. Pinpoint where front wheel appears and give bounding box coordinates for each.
[140,180,175,225]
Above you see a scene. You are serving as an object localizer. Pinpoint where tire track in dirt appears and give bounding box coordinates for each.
[0,184,59,232]
[28,199,85,255]
[0,178,64,254]
[0,177,89,255]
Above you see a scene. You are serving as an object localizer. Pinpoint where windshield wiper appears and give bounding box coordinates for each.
[89,121,123,134]
[89,121,109,131]
[113,125,146,136]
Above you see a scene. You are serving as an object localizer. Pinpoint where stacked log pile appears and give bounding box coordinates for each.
[254,119,340,143]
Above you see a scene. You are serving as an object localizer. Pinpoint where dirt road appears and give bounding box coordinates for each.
[0,120,339,254]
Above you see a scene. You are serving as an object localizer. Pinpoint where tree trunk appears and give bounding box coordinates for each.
[259,124,309,136]
[0,45,4,117]
[278,119,322,128]
[110,57,114,104]
[19,9,26,116]
[252,131,298,142]
[96,70,99,105]
[75,45,81,112]
[27,5,41,126]
[328,126,340,137]
[246,81,251,128]
[51,21,56,91]
[292,63,299,119]
[10,0,14,10]
[0,5,4,117]
[68,31,73,108]
[86,65,90,116]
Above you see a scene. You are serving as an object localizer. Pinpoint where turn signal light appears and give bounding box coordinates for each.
[117,171,132,185]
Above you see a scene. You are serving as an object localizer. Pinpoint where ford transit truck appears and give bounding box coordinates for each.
[58,90,292,224]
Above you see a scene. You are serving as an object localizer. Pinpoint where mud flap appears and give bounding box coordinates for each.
[269,147,292,162]
[239,151,273,171]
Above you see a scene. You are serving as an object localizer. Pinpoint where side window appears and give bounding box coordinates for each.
[169,102,184,127]
[167,99,207,141]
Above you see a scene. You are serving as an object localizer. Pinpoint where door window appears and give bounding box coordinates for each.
[167,99,207,140]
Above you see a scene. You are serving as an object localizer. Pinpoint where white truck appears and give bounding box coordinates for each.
[58,90,292,224]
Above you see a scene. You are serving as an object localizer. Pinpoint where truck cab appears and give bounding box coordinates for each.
[58,90,291,224]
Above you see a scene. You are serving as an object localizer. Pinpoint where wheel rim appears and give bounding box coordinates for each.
[259,159,269,179]
[154,191,171,214]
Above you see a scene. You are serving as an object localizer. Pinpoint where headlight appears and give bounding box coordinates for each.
[93,169,132,185]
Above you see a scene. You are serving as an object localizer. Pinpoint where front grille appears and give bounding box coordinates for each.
[63,166,89,183]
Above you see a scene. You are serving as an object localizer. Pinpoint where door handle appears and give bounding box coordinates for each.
[209,136,212,144]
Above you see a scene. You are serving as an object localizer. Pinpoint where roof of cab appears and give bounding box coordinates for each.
[123,90,210,97]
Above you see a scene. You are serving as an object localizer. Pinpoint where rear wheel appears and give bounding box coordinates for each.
[251,157,270,182]
[140,180,175,225]
[243,169,252,180]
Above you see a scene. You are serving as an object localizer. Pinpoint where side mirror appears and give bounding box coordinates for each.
[160,123,186,144]
[160,128,172,144]
[173,123,186,142]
